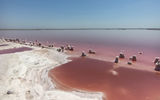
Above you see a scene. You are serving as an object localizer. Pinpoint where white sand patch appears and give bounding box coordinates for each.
[0,41,103,100]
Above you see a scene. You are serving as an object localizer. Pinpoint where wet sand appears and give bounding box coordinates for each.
[50,57,160,100]
[0,47,32,54]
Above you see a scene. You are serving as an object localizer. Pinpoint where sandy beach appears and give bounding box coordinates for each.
[0,39,103,100]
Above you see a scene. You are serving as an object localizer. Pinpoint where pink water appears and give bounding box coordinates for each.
[50,57,160,100]
[0,47,32,54]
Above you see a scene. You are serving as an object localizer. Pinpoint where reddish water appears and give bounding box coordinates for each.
[50,58,160,100]
[0,47,32,54]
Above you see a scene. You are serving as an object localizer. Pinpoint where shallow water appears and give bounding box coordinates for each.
[50,58,160,100]
[0,47,32,54]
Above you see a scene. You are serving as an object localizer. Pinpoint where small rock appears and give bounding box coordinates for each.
[154,57,159,64]
[48,44,54,47]
[69,46,74,51]
[155,61,160,71]
[60,46,65,52]
[130,55,137,61]
[7,91,13,95]
[114,56,119,63]
[138,52,143,55]
[119,52,125,58]
[57,48,62,52]
[81,51,86,57]
[132,55,137,61]
[41,46,45,48]
[65,45,74,51]
[127,61,132,65]
[88,49,96,54]
[26,90,30,93]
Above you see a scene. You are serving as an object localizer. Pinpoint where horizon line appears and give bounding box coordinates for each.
[0,28,160,30]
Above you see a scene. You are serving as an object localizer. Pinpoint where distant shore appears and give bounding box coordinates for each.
[0,28,160,30]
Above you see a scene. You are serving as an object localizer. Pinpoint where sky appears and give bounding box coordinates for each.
[0,0,160,29]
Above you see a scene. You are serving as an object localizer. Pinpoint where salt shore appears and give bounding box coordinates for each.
[0,39,103,100]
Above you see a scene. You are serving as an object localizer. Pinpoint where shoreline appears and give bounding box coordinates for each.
[0,39,104,100]
[49,68,105,100]
[0,38,159,100]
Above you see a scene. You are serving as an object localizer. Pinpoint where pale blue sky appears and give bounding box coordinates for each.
[0,0,160,29]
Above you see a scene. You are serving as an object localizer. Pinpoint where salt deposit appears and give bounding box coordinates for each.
[0,40,103,100]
